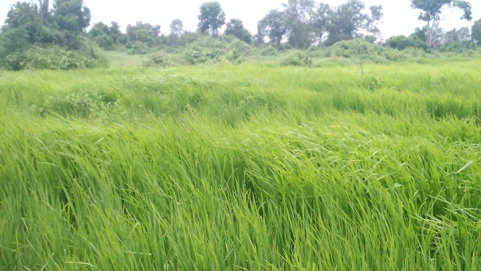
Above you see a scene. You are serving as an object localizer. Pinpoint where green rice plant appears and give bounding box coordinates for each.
[0,59,480,270]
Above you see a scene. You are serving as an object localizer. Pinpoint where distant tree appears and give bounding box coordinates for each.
[443,27,470,45]
[198,2,225,36]
[411,0,472,47]
[88,22,114,49]
[177,31,202,46]
[472,19,481,45]
[257,10,287,47]
[109,22,123,43]
[170,19,184,37]
[89,22,109,37]
[225,19,252,43]
[282,0,316,49]
[126,22,161,46]
[314,0,383,46]
[385,35,428,50]
[52,0,91,33]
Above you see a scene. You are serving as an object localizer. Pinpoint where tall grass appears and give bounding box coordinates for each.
[0,60,480,270]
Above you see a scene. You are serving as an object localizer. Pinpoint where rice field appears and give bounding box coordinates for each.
[0,60,480,270]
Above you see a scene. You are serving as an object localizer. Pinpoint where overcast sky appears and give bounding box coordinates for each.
[1,0,480,40]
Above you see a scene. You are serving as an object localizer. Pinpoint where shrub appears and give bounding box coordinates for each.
[328,39,404,63]
[143,52,174,68]
[225,50,244,64]
[127,42,152,55]
[386,35,428,51]
[281,51,313,66]
[94,34,115,50]
[2,46,108,71]
[259,46,278,56]
[228,40,252,56]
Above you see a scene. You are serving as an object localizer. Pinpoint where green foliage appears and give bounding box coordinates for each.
[198,1,225,36]
[472,19,481,45]
[386,35,428,50]
[411,0,472,22]
[34,89,116,117]
[88,22,125,50]
[259,45,279,56]
[170,19,184,37]
[126,22,161,47]
[93,34,114,50]
[125,41,153,55]
[315,0,383,46]
[0,0,103,70]
[280,51,313,66]
[2,45,108,71]
[184,48,224,65]
[143,52,174,68]
[328,39,404,63]
[1,61,481,270]
[228,39,252,56]
[52,0,91,33]
[283,0,316,49]
[411,0,472,47]
[225,19,252,44]
[257,10,287,47]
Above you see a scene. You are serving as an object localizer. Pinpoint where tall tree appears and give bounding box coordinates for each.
[411,0,472,47]
[126,22,161,46]
[472,19,481,45]
[282,0,315,49]
[38,0,49,24]
[257,10,287,47]
[109,21,123,43]
[443,27,470,45]
[198,1,225,36]
[225,19,252,43]
[3,2,54,45]
[52,0,91,33]
[313,0,383,45]
[170,19,184,37]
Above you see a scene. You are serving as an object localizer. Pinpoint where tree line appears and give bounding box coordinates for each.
[1,0,481,64]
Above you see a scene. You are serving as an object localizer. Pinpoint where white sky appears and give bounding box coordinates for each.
[1,0,480,40]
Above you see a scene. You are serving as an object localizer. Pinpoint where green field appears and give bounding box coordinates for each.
[0,60,480,270]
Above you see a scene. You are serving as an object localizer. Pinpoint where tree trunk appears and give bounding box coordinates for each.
[39,0,49,24]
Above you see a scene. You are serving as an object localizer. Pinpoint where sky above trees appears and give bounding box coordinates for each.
[1,0,480,40]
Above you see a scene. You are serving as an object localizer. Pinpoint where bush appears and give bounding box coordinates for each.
[143,52,174,68]
[127,42,152,55]
[328,39,404,63]
[2,46,108,71]
[184,48,225,65]
[386,35,428,51]
[281,51,313,66]
[259,46,278,56]
[228,40,252,56]
[94,34,114,50]
[225,50,244,64]
[188,36,227,50]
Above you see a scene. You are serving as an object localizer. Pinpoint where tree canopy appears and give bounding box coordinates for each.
[198,1,225,36]
[225,19,252,44]
[52,0,91,33]
[411,0,472,46]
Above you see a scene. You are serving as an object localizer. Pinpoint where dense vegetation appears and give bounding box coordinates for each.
[1,0,480,270]
[0,0,480,71]
[1,59,480,270]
